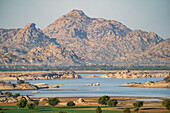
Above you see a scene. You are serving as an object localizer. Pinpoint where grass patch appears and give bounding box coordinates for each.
[1,106,122,113]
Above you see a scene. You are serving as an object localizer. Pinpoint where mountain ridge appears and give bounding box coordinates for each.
[0,9,169,65]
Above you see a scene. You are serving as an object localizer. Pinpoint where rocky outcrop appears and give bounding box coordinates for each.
[0,71,82,81]
[83,83,100,87]
[74,98,86,104]
[84,75,96,78]
[100,70,169,78]
[60,70,82,79]
[0,95,32,103]
[119,76,170,88]
[0,81,38,90]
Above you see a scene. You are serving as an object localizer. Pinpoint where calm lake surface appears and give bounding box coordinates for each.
[3,74,170,98]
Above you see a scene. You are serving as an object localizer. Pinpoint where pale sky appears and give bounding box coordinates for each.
[0,0,170,39]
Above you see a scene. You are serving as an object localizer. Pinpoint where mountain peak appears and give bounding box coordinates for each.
[24,23,36,29]
[67,9,86,17]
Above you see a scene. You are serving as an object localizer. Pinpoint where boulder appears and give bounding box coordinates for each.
[40,98,49,102]
[75,98,86,104]
[32,91,40,93]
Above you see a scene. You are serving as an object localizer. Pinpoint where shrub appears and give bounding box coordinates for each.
[47,97,60,107]
[134,108,139,112]
[67,101,75,107]
[107,99,118,107]
[133,101,143,108]
[96,106,102,113]
[0,106,2,110]
[27,103,35,109]
[98,95,110,105]
[16,98,27,109]
[33,100,39,106]
[4,92,12,97]
[162,99,170,111]
[123,107,131,113]
[14,93,20,98]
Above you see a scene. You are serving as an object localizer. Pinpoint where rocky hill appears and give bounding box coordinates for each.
[43,9,166,64]
[0,9,169,65]
[121,38,170,63]
[0,23,82,65]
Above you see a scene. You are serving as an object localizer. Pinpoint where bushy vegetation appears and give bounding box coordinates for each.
[0,64,169,71]
[123,107,130,113]
[107,99,118,107]
[162,99,170,111]
[14,93,20,98]
[16,98,27,109]
[26,103,35,109]
[47,97,60,107]
[96,106,102,113]
[67,101,75,107]
[133,101,143,112]
[33,100,39,107]
[98,95,110,105]
[4,92,12,97]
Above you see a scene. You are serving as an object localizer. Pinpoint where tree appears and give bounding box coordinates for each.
[107,99,118,107]
[0,91,3,95]
[0,106,2,110]
[26,103,35,109]
[67,101,75,107]
[47,97,60,107]
[16,98,27,109]
[14,93,20,98]
[134,108,139,113]
[162,99,170,111]
[96,106,102,113]
[133,101,143,108]
[33,100,39,107]
[133,101,143,113]
[123,107,131,113]
[4,92,12,97]
[98,95,110,105]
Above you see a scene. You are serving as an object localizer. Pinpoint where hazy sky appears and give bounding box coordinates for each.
[0,0,170,39]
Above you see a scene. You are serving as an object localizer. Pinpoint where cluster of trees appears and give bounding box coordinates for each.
[0,94,169,112]
[16,98,39,109]
[0,64,169,71]
[97,95,144,113]
[97,95,118,107]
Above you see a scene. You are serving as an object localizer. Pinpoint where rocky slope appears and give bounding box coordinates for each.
[44,9,166,64]
[0,23,82,65]
[0,81,38,90]
[121,38,170,63]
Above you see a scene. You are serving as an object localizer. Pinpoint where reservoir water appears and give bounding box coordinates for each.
[3,74,170,98]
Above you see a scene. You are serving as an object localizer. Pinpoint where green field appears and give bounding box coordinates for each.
[1,106,123,113]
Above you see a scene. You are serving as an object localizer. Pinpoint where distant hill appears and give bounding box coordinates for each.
[0,9,169,65]
[0,23,82,65]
